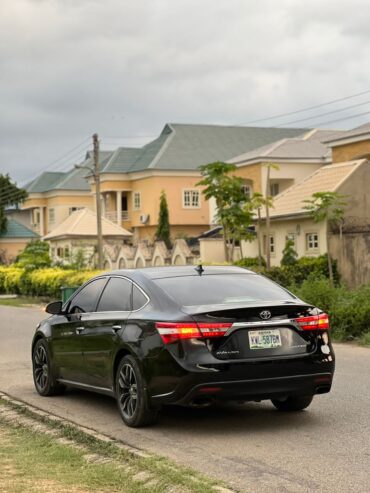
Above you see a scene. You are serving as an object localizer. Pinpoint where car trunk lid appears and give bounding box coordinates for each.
[183,301,317,360]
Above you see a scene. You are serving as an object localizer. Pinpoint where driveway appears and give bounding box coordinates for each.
[0,305,369,492]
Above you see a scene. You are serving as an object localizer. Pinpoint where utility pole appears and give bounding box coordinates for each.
[93,133,103,269]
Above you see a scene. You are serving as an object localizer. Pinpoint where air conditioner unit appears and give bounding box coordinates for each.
[139,214,150,224]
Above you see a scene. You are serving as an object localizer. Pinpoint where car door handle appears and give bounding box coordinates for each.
[112,325,122,333]
[76,326,85,334]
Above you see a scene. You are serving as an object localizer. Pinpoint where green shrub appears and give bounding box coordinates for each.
[237,255,339,288]
[360,331,370,347]
[16,240,51,270]
[0,267,102,298]
[291,278,370,340]
[235,256,266,268]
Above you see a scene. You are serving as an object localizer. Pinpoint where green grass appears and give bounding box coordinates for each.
[0,296,50,308]
[359,331,370,347]
[0,398,222,493]
[0,421,151,493]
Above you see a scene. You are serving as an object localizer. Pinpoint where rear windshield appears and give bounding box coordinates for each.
[153,274,294,306]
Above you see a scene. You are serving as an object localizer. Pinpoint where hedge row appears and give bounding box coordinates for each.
[292,276,370,341]
[0,267,102,298]
[235,255,339,288]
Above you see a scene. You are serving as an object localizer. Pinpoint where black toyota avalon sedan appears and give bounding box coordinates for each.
[32,266,335,427]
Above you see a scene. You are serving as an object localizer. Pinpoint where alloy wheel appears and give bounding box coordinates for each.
[33,344,49,391]
[118,363,138,419]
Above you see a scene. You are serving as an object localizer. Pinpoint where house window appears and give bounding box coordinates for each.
[133,192,141,210]
[49,208,55,224]
[241,184,252,199]
[286,233,296,247]
[270,183,280,197]
[57,247,63,257]
[263,235,275,255]
[34,209,40,224]
[69,207,82,215]
[183,190,200,208]
[306,233,319,250]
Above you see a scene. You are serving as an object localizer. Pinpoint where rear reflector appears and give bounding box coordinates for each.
[295,313,329,331]
[155,322,232,344]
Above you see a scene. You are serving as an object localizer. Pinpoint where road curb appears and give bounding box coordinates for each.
[0,390,237,493]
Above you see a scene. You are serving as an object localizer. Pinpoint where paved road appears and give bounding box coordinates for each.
[0,305,369,492]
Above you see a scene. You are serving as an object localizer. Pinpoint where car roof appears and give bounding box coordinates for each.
[109,265,254,280]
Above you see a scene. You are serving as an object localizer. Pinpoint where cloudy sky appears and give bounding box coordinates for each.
[1,0,370,183]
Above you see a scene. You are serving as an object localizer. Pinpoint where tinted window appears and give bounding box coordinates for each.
[69,278,107,313]
[154,274,294,306]
[132,284,148,310]
[97,277,132,312]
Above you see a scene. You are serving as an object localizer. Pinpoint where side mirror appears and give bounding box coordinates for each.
[45,300,63,315]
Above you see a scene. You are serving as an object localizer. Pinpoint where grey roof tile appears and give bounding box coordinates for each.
[0,219,39,238]
[26,172,67,193]
[324,122,370,144]
[100,123,308,174]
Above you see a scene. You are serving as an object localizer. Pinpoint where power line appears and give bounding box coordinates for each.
[240,89,370,125]
[276,99,370,127]
[18,137,92,185]
[279,109,370,128]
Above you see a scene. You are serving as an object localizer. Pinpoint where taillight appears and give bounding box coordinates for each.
[155,322,232,344]
[295,313,329,331]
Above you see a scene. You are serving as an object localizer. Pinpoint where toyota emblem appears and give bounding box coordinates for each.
[259,310,272,320]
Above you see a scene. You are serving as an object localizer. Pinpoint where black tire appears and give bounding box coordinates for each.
[115,355,160,427]
[32,339,65,396]
[271,395,314,412]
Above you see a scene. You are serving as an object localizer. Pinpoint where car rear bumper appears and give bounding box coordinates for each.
[174,372,333,405]
[149,358,335,406]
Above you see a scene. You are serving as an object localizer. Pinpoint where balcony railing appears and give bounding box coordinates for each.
[105,211,129,222]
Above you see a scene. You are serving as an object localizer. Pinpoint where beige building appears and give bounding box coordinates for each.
[0,219,39,264]
[22,123,312,244]
[238,158,370,288]
[22,165,95,237]
[43,208,132,267]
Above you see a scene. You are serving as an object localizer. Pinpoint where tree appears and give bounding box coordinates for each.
[281,238,298,266]
[0,174,28,233]
[264,163,280,270]
[197,162,247,262]
[16,240,51,270]
[155,190,171,247]
[303,191,347,286]
[218,202,254,260]
[248,192,273,268]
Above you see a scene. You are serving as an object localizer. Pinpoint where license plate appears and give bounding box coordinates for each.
[248,329,282,349]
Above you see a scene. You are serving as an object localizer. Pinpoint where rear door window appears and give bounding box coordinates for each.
[132,284,148,310]
[68,278,107,313]
[97,277,132,312]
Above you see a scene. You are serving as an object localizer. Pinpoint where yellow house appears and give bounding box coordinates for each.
[87,123,311,241]
[325,121,370,163]
[22,164,97,236]
[23,123,346,245]
[0,219,39,263]
[227,128,345,198]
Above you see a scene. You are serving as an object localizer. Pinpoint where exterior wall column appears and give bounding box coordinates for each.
[39,207,44,237]
[101,192,106,217]
[116,191,122,225]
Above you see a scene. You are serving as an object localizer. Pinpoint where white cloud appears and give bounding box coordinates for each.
[1,0,370,181]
